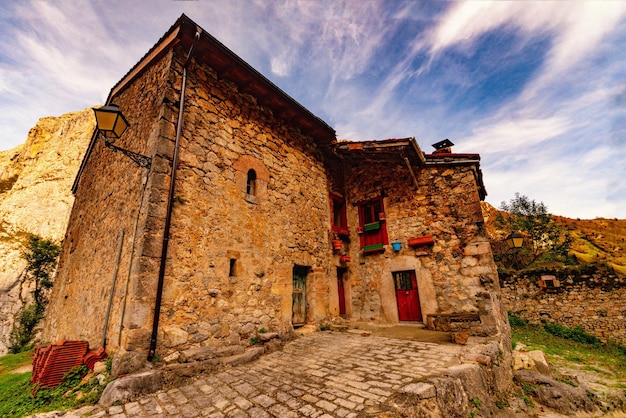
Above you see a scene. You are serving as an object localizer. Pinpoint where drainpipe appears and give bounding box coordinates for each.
[148,26,202,361]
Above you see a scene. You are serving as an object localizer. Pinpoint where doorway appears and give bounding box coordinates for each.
[292,265,308,326]
[393,270,422,321]
[337,267,347,316]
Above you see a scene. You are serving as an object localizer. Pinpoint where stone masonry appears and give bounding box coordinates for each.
[501,268,626,344]
[43,15,508,376]
[41,331,518,418]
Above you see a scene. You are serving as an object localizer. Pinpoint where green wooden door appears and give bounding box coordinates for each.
[292,266,308,326]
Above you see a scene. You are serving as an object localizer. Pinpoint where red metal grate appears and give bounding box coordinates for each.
[30,340,89,388]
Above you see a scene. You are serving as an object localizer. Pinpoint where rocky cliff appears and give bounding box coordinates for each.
[0,108,93,354]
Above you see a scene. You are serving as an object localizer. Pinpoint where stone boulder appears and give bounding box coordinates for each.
[98,370,162,407]
[514,369,597,415]
[512,349,552,377]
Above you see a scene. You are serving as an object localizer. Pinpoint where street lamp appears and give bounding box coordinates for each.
[93,104,129,139]
[506,232,524,249]
[92,104,151,169]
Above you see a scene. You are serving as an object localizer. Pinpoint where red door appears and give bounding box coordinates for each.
[337,268,347,315]
[393,271,422,321]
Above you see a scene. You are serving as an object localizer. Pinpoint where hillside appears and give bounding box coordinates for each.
[0,108,93,355]
[481,202,626,275]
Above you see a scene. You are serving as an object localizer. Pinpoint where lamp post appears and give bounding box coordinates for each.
[506,232,524,249]
[92,104,151,169]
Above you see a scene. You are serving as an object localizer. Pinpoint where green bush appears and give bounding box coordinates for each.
[543,323,601,346]
[508,313,527,327]
[6,235,61,353]
[8,304,43,354]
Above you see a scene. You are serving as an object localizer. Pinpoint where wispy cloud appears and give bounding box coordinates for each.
[0,1,624,218]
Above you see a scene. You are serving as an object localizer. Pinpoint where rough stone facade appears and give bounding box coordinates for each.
[333,154,497,325]
[501,268,626,344]
[43,15,504,369]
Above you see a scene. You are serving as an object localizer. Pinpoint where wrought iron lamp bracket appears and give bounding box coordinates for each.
[104,139,152,170]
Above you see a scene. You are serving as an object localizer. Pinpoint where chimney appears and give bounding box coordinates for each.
[431,138,454,154]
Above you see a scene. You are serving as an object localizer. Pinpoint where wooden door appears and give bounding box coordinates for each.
[393,271,422,321]
[337,268,347,315]
[292,266,308,326]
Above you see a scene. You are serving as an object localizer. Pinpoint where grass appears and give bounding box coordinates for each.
[0,350,33,373]
[0,350,107,417]
[510,318,626,385]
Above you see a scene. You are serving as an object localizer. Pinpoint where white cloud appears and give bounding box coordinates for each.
[458,116,571,154]
[427,1,626,100]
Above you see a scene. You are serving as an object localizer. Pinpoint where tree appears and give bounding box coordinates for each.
[494,193,573,271]
[6,235,61,353]
[20,234,61,312]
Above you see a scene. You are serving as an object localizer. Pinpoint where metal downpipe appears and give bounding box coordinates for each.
[148,27,202,360]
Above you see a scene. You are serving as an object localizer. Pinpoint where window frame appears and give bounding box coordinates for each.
[329,193,349,235]
[358,197,388,251]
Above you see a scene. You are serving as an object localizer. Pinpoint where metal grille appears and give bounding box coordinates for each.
[31,340,89,388]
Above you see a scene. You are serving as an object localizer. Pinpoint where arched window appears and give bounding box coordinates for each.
[246,169,257,196]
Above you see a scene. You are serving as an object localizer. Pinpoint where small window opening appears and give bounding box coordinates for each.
[333,200,346,228]
[229,258,237,277]
[246,169,257,196]
[330,193,348,234]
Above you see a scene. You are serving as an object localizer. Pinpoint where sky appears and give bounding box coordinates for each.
[1,1,625,219]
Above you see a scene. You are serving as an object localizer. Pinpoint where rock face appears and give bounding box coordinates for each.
[0,108,93,354]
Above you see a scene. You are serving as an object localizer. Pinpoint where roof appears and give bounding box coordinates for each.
[336,138,486,200]
[73,14,336,193]
[112,14,336,145]
[334,137,426,165]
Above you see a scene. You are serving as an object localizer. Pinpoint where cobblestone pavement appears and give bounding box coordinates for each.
[59,331,464,417]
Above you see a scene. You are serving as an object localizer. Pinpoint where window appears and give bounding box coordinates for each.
[229,258,238,277]
[246,169,257,196]
[233,155,269,203]
[393,271,414,290]
[329,193,348,235]
[358,197,388,251]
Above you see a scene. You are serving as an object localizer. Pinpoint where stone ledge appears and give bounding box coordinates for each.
[220,346,265,366]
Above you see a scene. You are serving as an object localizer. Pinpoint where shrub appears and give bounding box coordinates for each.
[508,313,527,327]
[6,235,60,353]
[543,323,601,346]
[7,304,43,354]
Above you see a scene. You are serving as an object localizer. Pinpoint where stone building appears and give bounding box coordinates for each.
[43,15,503,368]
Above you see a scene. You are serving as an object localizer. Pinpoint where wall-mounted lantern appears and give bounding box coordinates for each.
[506,232,524,249]
[92,104,151,169]
[93,104,129,138]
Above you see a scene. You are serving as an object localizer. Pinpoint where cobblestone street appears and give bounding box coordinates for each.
[60,330,463,417]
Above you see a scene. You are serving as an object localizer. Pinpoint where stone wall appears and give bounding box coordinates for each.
[339,158,500,330]
[501,267,626,344]
[43,50,174,352]
[44,42,336,360]
[42,30,504,369]
[142,44,335,356]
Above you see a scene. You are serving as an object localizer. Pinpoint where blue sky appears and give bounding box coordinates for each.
[1,1,625,219]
